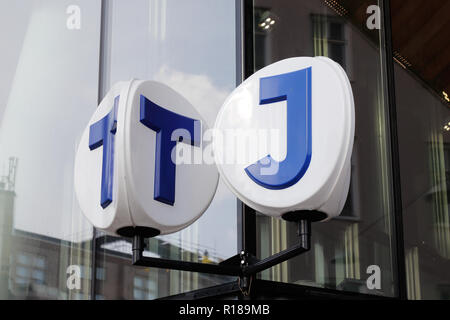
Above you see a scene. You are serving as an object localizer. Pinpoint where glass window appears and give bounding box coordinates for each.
[16,254,29,265]
[13,252,47,287]
[34,257,46,269]
[96,267,106,281]
[0,0,102,300]
[250,0,398,297]
[16,266,29,278]
[80,265,91,280]
[391,0,450,300]
[133,277,143,288]
[15,277,29,286]
[312,15,347,68]
[31,270,45,283]
[133,275,157,300]
[94,0,238,299]
[133,288,144,300]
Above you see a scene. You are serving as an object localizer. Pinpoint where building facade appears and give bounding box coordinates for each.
[0,0,448,300]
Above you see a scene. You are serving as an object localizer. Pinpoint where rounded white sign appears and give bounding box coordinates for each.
[213,57,355,221]
[74,80,218,236]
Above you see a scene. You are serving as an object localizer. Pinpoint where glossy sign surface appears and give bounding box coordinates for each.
[213,57,355,220]
[88,96,119,208]
[74,80,218,235]
[140,95,201,206]
[245,67,312,190]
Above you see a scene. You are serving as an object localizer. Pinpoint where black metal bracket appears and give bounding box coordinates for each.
[131,218,311,295]
[132,234,241,276]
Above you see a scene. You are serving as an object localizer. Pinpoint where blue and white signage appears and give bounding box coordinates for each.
[75,56,354,237]
[213,57,355,221]
[74,80,218,236]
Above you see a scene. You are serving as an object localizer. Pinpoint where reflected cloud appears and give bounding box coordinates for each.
[154,65,230,128]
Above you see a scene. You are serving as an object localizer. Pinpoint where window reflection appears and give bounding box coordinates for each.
[94,0,237,299]
[0,0,102,300]
[252,0,397,296]
[391,0,450,300]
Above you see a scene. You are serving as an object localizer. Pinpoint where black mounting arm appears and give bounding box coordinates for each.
[240,219,310,276]
[132,235,241,276]
[131,219,311,281]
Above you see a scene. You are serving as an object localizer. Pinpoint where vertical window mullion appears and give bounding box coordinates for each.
[380,0,407,300]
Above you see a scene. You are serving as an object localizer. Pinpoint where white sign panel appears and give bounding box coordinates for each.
[74,80,218,236]
[213,57,355,221]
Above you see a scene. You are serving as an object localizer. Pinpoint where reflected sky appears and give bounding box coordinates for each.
[0,0,237,258]
[107,0,237,258]
[0,0,102,243]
